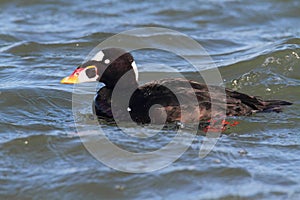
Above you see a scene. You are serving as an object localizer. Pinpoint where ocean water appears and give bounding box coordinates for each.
[0,0,299,199]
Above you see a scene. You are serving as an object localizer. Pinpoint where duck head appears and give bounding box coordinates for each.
[61,48,138,89]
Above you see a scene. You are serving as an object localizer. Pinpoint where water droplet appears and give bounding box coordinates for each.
[115,185,125,190]
[238,149,248,155]
[292,52,300,59]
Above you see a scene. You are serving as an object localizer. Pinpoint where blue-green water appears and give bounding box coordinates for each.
[0,0,300,199]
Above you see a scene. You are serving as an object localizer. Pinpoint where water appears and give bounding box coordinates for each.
[1,0,300,199]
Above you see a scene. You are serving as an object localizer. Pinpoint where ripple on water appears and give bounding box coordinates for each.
[0,0,300,199]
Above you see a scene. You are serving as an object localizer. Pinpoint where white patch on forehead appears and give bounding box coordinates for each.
[92,51,104,61]
[131,61,138,81]
[104,59,110,64]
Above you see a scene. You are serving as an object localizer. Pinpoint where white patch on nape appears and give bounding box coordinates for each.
[104,59,110,64]
[92,51,104,61]
[131,61,138,81]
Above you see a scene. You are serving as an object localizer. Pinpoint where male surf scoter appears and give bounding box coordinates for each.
[61,48,292,130]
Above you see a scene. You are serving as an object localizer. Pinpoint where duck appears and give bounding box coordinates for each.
[61,48,292,130]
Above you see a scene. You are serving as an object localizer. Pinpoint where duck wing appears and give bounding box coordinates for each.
[130,78,292,123]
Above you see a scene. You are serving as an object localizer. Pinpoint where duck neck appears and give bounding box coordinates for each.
[106,80,139,96]
[98,81,138,116]
[103,70,139,91]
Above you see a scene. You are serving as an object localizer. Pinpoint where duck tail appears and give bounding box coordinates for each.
[260,99,292,113]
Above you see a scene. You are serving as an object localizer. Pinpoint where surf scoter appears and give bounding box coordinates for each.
[61,48,292,129]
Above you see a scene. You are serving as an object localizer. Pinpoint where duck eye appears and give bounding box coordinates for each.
[86,67,96,78]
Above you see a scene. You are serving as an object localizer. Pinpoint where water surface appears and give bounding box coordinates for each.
[0,0,299,199]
